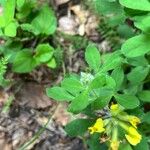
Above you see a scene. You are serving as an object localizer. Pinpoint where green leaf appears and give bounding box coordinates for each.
[101,51,123,72]
[95,0,125,26]
[65,119,94,137]
[87,134,108,150]
[111,67,124,90]
[31,5,57,35]
[121,34,150,58]
[138,90,150,102]
[46,87,74,101]
[4,0,16,25]
[89,74,106,89]
[4,21,17,37]
[134,136,149,150]
[119,143,132,150]
[92,89,113,109]
[34,43,54,63]
[127,56,148,66]
[68,91,89,113]
[105,75,116,90]
[119,0,150,11]
[17,0,25,9]
[115,94,140,109]
[117,24,134,39]
[12,49,37,73]
[0,16,5,27]
[127,66,149,85]
[46,58,56,68]
[85,45,101,72]
[61,77,84,95]
[142,112,150,124]
[134,15,150,33]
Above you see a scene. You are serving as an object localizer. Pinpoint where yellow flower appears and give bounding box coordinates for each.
[110,104,119,111]
[128,116,141,128]
[110,140,120,150]
[88,118,105,134]
[125,127,142,146]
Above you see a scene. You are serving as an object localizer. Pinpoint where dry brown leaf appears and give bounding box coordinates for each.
[53,103,71,126]
[16,82,52,109]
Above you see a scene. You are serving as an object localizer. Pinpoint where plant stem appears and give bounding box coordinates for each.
[18,104,61,150]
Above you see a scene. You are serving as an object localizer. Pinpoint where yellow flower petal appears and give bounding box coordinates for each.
[125,127,142,145]
[110,140,120,150]
[128,127,140,136]
[88,118,105,134]
[110,104,119,111]
[129,116,141,128]
[125,134,141,146]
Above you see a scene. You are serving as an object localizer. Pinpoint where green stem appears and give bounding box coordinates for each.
[18,104,61,150]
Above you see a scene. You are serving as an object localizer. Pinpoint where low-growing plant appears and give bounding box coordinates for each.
[46,0,150,149]
[0,0,57,74]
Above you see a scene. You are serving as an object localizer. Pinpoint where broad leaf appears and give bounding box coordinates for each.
[4,0,16,25]
[142,112,150,124]
[115,94,140,109]
[127,56,148,66]
[46,58,56,68]
[119,143,132,150]
[135,15,150,33]
[31,5,57,35]
[138,90,150,102]
[111,67,124,90]
[101,51,123,72]
[121,34,150,58]
[61,77,84,95]
[65,119,94,137]
[119,0,150,11]
[85,45,101,72]
[12,49,37,73]
[17,0,25,9]
[68,91,89,113]
[92,89,113,109]
[127,66,149,85]
[134,136,149,150]
[4,21,17,37]
[46,87,74,101]
[87,134,108,150]
[34,43,54,63]
[89,74,106,89]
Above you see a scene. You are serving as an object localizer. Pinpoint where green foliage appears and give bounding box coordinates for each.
[0,0,57,73]
[119,0,150,11]
[121,34,150,58]
[65,119,94,137]
[85,45,101,73]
